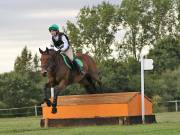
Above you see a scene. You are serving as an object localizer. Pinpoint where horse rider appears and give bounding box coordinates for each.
[48,24,84,74]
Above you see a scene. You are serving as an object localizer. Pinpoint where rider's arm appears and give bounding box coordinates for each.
[48,41,55,49]
[49,42,58,51]
[60,35,69,51]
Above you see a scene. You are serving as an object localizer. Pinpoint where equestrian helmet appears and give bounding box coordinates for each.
[49,24,59,31]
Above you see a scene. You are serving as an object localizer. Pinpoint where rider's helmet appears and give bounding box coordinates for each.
[48,24,59,31]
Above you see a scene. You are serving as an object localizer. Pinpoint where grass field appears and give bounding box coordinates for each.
[0,112,180,135]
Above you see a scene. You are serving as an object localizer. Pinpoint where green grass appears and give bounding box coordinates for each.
[156,112,180,123]
[0,112,180,135]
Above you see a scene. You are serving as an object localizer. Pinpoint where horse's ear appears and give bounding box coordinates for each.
[46,47,49,54]
[39,48,44,54]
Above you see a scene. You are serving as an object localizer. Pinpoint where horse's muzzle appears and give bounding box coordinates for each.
[41,70,47,76]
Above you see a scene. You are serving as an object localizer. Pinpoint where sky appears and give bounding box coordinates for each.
[0,0,121,73]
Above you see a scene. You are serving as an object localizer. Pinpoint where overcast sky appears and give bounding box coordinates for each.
[0,0,121,73]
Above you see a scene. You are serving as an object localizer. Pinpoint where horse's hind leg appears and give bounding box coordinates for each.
[84,84,96,94]
[80,75,97,94]
[90,73,103,92]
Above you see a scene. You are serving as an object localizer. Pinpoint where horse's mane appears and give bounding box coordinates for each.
[47,49,61,58]
[50,49,63,60]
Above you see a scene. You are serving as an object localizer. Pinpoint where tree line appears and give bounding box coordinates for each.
[0,0,180,111]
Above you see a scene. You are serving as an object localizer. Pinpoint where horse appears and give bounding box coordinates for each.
[39,47,102,113]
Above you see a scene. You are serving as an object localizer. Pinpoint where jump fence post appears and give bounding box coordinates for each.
[44,119,49,128]
[175,100,178,112]
[140,54,153,124]
[140,55,145,124]
[34,105,38,117]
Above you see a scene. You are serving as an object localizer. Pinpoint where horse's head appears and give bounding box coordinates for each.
[39,47,56,76]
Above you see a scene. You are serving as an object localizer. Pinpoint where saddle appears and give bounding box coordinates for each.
[60,53,83,70]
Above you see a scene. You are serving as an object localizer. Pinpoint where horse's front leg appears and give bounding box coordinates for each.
[51,80,66,114]
[43,83,51,107]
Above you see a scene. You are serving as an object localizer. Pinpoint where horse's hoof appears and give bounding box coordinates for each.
[44,99,51,107]
[52,102,57,108]
[46,100,52,107]
[52,107,57,114]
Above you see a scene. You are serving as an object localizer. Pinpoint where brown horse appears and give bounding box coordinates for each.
[39,47,102,113]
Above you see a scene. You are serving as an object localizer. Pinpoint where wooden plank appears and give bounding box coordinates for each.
[41,117,122,127]
[42,92,140,106]
[42,104,129,119]
[40,115,156,127]
[128,94,152,116]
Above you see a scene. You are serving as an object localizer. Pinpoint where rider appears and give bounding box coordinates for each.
[48,24,84,74]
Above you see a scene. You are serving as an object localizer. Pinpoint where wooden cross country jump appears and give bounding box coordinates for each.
[41,92,156,127]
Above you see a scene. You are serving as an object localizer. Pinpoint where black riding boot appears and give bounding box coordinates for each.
[72,60,84,75]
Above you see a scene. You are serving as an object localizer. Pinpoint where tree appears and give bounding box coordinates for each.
[145,67,180,101]
[33,53,40,72]
[0,72,43,108]
[148,36,180,73]
[0,46,45,108]
[14,46,33,73]
[118,0,153,59]
[66,21,82,51]
[117,0,176,59]
[150,0,176,40]
[67,2,117,62]
[97,57,140,92]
